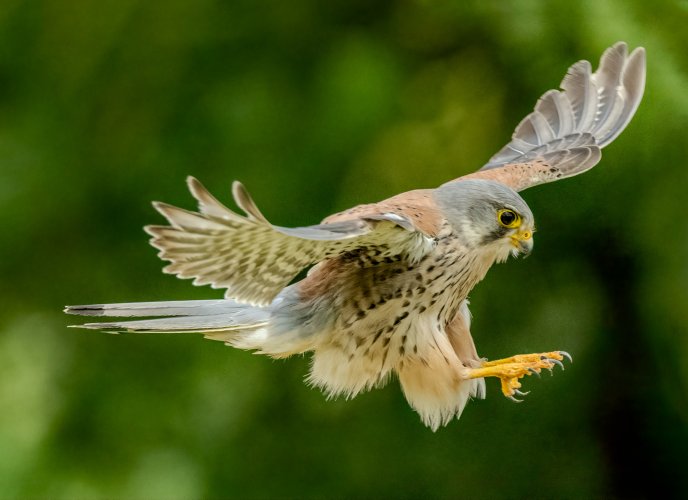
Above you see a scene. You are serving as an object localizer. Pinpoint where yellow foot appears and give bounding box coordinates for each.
[466,351,572,402]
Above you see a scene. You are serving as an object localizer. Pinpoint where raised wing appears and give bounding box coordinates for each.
[464,42,645,191]
[145,178,435,306]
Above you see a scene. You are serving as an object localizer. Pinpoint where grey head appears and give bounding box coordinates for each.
[433,179,535,261]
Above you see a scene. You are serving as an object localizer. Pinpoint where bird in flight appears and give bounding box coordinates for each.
[66,42,646,430]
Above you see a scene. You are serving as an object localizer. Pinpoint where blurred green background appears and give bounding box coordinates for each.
[1,0,687,497]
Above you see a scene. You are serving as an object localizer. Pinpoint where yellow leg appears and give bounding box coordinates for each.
[466,351,571,401]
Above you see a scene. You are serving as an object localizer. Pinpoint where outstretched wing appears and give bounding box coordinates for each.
[464,42,645,191]
[146,178,436,306]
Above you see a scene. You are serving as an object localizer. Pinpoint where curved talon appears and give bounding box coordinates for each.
[550,359,565,370]
[470,351,572,403]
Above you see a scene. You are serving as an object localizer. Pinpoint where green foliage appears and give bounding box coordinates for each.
[1,0,687,497]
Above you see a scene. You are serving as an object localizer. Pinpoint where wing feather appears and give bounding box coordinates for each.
[470,42,645,191]
[146,178,434,306]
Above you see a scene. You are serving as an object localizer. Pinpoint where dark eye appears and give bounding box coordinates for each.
[497,209,520,228]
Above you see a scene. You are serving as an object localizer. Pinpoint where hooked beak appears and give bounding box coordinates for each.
[510,229,534,256]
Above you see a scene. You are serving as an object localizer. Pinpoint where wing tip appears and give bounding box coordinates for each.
[151,200,173,217]
[143,224,162,237]
[231,181,270,224]
[626,45,647,83]
[231,181,247,208]
[186,176,205,198]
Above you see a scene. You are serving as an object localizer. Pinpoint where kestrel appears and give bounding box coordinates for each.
[66,42,646,430]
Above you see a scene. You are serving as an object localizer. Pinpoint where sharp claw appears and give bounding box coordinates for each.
[559,351,573,363]
[514,389,530,396]
[550,359,565,370]
[507,395,523,403]
[527,368,541,378]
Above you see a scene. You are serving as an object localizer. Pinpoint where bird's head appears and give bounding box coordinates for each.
[434,179,535,263]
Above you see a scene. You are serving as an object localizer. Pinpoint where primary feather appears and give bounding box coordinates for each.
[146,177,434,306]
[472,42,645,191]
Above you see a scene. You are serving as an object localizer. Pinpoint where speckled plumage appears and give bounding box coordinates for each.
[66,42,646,430]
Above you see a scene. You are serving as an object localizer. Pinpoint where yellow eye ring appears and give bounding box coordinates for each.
[497,209,521,228]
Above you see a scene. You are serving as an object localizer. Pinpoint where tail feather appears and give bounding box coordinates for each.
[64,299,269,334]
[64,299,234,317]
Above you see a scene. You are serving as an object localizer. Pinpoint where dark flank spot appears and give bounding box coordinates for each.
[394,311,409,326]
[377,296,388,306]
[357,310,366,318]
[436,271,446,280]
[384,257,394,264]
[549,167,557,173]
[385,326,394,333]
[362,288,371,298]
[394,289,403,298]
[372,329,384,344]
[402,300,410,307]
[401,334,407,344]
[432,291,442,298]
[399,345,405,355]
[355,336,365,348]
[405,289,413,298]
[349,353,355,361]
[415,273,423,281]
[383,337,391,347]
[416,286,426,294]
[417,305,427,313]
[368,303,377,310]
[426,265,435,272]
[413,345,418,354]
[393,268,403,274]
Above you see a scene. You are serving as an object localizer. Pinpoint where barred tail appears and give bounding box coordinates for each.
[64,299,270,342]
